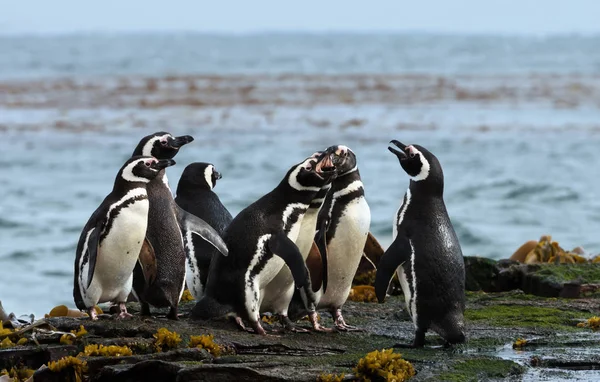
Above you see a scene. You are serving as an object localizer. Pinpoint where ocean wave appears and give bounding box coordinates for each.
[0,250,35,261]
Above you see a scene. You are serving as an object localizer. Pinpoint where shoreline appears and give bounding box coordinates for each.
[1,257,599,381]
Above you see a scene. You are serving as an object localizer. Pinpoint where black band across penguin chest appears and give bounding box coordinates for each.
[98,193,148,243]
[321,173,365,243]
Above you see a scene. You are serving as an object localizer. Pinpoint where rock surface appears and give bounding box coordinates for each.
[1,289,599,381]
[464,256,600,297]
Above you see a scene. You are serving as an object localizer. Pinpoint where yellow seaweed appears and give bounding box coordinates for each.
[153,328,182,352]
[189,334,222,356]
[354,348,415,382]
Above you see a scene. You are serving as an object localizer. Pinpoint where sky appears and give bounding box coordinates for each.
[1,0,600,35]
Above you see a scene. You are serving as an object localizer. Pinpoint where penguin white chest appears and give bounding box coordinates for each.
[95,199,149,301]
[318,197,370,308]
[295,208,319,258]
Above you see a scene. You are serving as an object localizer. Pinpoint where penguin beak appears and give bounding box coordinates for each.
[314,151,336,176]
[151,159,176,170]
[214,170,222,180]
[169,135,194,149]
[388,140,408,159]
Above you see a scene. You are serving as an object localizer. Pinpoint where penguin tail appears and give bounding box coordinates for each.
[191,296,232,320]
[143,284,175,308]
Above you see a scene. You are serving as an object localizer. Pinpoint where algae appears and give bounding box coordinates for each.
[534,263,600,284]
[437,358,525,381]
[466,304,595,331]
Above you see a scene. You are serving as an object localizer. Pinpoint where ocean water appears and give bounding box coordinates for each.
[0,33,600,318]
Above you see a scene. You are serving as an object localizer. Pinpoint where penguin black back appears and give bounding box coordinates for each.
[194,152,337,334]
[175,163,233,296]
[375,140,466,347]
[130,132,194,319]
[73,156,175,318]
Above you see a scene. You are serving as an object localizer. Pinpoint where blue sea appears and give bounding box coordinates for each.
[0,33,599,319]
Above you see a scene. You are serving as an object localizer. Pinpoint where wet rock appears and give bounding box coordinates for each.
[463,256,600,297]
[464,256,500,291]
[90,360,182,382]
[178,364,290,382]
[0,345,78,370]
[84,348,211,374]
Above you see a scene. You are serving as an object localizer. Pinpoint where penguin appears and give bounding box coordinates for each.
[289,145,373,331]
[191,151,337,335]
[174,162,233,300]
[73,156,176,320]
[130,132,228,320]
[374,140,466,348]
[259,150,336,332]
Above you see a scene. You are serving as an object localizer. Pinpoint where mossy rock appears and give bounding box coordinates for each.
[436,358,525,381]
[465,304,595,331]
[534,263,600,285]
[464,256,499,291]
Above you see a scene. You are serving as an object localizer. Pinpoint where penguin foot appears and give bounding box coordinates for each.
[332,310,362,332]
[167,307,179,320]
[280,315,311,333]
[233,316,247,331]
[140,302,151,316]
[393,329,425,348]
[309,311,333,332]
[117,312,133,320]
[88,308,99,321]
[250,321,267,335]
[334,322,362,332]
[116,302,133,320]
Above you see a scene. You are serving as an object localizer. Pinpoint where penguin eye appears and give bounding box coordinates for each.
[409,152,415,159]
[145,161,151,167]
[160,141,168,146]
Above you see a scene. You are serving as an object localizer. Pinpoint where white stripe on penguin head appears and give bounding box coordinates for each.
[288,158,320,192]
[204,165,215,190]
[121,159,152,183]
[142,134,171,157]
[408,146,430,182]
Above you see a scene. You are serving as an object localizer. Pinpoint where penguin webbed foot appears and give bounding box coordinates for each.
[115,302,133,320]
[393,328,426,348]
[279,314,311,333]
[250,320,268,336]
[167,306,179,320]
[233,316,247,331]
[140,302,151,316]
[88,307,99,321]
[308,311,334,333]
[332,309,362,332]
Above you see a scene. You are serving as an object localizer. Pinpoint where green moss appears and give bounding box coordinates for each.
[534,264,600,284]
[437,358,525,381]
[465,305,594,331]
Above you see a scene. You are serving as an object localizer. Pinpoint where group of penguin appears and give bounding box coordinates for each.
[73,132,467,348]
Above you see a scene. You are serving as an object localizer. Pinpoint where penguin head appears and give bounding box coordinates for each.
[324,145,357,176]
[177,162,222,194]
[119,156,176,184]
[388,140,443,186]
[286,151,337,191]
[133,132,194,159]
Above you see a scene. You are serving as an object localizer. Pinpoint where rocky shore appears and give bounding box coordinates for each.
[1,256,599,381]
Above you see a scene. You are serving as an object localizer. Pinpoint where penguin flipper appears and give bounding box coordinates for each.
[374,235,411,303]
[268,232,309,290]
[85,223,102,288]
[363,232,385,268]
[175,205,229,256]
[306,241,324,293]
[314,218,329,293]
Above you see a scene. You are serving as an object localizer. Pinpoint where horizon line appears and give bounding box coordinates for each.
[1,28,600,39]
